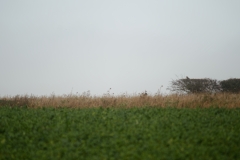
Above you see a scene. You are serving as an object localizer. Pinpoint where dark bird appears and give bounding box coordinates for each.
[186,76,190,79]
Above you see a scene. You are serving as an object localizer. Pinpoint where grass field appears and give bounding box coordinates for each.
[0,106,240,160]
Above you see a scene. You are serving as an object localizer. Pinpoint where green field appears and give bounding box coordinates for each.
[0,107,240,160]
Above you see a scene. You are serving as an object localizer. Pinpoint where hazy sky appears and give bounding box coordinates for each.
[1,0,240,96]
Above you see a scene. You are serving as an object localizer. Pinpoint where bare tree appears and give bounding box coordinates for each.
[167,78,221,94]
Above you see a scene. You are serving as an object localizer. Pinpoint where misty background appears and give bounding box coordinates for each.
[1,0,240,96]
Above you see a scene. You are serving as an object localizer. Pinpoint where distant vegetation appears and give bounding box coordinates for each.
[168,77,240,94]
[0,77,239,109]
[0,92,240,108]
[220,78,240,93]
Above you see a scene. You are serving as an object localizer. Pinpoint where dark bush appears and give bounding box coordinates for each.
[220,78,240,93]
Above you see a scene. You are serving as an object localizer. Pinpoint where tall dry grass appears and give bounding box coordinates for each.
[1,91,240,108]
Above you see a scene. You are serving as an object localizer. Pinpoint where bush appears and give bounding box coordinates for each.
[220,78,240,93]
[168,77,221,94]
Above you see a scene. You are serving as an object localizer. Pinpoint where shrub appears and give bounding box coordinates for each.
[168,77,221,94]
[220,78,240,93]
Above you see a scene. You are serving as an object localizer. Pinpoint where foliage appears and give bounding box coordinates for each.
[220,78,240,93]
[1,92,240,108]
[0,107,240,160]
[168,78,221,94]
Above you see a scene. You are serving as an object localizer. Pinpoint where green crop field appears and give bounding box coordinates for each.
[0,107,240,160]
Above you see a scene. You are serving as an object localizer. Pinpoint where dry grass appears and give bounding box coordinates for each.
[0,91,240,108]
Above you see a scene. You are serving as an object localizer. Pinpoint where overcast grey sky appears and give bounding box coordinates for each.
[1,0,240,96]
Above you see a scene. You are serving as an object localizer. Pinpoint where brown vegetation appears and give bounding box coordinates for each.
[0,91,240,108]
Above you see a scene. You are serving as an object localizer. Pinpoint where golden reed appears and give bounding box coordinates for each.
[0,92,240,108]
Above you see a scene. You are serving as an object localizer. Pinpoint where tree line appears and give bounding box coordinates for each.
[168,77,240,94]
